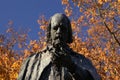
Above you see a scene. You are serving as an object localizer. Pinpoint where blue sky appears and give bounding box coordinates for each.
[0,0,64,40]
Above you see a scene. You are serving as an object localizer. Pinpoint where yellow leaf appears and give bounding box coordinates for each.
[98,0,103,4]
[40,25,46,31]
[118,0,120,3]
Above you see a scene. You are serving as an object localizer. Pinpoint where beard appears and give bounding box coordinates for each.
[53,38,61,45]
[52,36,64,46]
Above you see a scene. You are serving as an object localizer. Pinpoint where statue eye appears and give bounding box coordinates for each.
[53,26,58,30]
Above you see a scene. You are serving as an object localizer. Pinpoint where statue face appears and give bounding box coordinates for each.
[50,14,68,45]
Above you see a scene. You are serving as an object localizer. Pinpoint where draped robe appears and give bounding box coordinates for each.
[17,45,101,80]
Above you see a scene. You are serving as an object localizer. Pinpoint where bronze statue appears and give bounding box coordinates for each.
[17,13,101,80]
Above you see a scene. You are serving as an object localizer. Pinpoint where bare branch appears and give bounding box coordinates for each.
[94,0,120,46]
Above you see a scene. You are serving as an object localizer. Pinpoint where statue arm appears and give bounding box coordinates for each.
[68,61,95,80]
[67,54,101,80]
[17,54,39,80]
[17,56,31,80]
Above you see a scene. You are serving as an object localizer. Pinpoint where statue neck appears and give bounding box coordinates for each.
[47,42,71,54]
[55,43,67,48]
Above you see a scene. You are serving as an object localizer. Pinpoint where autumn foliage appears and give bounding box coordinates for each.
[0,0,120,80]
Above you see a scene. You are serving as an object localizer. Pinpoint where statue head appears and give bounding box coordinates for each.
[46,13,73,45]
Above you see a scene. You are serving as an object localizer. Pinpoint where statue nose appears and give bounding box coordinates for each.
[56,27,61,34]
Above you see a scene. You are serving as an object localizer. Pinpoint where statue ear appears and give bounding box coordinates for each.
[46,18,51,43]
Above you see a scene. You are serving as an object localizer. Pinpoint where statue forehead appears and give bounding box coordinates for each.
[51,13,67,25]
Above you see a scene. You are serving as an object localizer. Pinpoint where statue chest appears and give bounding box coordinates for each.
[38,51,74,80]
[39,63,74,80]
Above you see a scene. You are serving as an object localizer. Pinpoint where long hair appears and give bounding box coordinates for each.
[46,13,73,44]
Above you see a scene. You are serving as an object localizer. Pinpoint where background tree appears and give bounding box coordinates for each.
[0,26,28,80]
[0,0,120,80]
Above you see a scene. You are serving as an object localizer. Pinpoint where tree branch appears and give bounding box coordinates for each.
[94,0,120,46]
